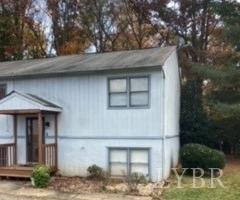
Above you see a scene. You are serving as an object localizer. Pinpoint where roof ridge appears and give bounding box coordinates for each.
[0,46,176,63]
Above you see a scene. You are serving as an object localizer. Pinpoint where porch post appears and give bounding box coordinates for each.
[13,114,17,165]
[54,113,58,169]
[38,111,43,164]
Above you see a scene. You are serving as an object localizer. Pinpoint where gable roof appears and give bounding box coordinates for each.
[0,91,62,113]
[0,46,176,79]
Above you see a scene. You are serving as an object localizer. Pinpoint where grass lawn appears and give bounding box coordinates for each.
[163,157,240,200]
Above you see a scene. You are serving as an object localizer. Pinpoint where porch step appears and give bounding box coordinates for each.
[0,166,33,178]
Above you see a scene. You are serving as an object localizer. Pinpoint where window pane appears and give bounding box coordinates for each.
[109,79,127,92]
[130,92,148,106]
[110,149,128,176]
[130,78,148,92]
[110,163,127,176]
[131,150,148,163]
[110,149,127,163]
[131,164,148,176]
[110,93,127,107]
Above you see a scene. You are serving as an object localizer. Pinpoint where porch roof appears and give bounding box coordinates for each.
[0,91,62,114]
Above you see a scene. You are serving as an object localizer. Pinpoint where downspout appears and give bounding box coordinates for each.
[162,70,166,181]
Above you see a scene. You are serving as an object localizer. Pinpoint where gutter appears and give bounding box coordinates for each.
[0,66,163,81]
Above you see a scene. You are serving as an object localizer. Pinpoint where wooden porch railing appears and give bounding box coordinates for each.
[0,143,16,167]
[43,143,56,169]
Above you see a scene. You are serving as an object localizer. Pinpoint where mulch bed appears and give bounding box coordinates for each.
[48,176,123,194]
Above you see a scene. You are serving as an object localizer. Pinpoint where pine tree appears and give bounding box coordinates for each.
[180,79,215,147]
[191,0,240,154]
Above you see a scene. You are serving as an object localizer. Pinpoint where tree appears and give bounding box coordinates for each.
[78,0,170,52]
[79,0,120,52]
[0,6,15,60]
[191,0,240,154]
[153,0,220,148]
[154,0,220,62]
[47,0,90,55]
[119,0,158,49]
[0,0,47,61]
[180,79,214,147]
[213,0,240,49]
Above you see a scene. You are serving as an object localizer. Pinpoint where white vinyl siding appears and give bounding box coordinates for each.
[109,148,150,177]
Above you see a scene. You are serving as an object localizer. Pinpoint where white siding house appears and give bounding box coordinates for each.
[0,46,180,181]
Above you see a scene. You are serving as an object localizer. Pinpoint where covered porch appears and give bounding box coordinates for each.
[0,91,62,178]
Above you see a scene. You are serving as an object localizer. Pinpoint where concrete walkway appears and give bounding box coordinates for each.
[0,181,152,200]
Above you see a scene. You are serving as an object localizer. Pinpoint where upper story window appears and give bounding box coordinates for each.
[108,76,149,108]
[0,84,6,99]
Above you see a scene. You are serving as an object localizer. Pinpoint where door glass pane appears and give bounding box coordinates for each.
[32,119,39,163]
[131,150,148,163]
[130,78,148,91]
[130,92,148,106]
[109,79,127,92]
[110,93,127,106]
[27,119,39,163]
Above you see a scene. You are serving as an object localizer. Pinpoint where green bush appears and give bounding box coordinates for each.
[87,164,107,180]
[32,165,51,188]
[181,143,226,171]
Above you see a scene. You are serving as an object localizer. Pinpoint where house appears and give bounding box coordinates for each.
[0,46,180,181]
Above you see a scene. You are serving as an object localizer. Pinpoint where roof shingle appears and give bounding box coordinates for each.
[0,46,176,79]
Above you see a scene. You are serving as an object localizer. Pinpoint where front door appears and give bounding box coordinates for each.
[26,118,44,163]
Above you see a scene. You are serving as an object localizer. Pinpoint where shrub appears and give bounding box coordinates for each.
[87,164,107,180]
[180,143,226,172]
[128,172,148,184]
[32,165,51,188]
[127,172,148,192]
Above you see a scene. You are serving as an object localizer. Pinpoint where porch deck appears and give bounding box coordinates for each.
[0,166,33,178]
[0,91,60,178]
[0,143,57,178]
[0,165,57,178]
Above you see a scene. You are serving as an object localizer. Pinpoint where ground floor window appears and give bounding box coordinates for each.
[108,148,150,177]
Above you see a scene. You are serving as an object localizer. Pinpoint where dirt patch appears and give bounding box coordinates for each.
[48,176,164,198]
[224,156,240,173]
[48,176,123,194]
